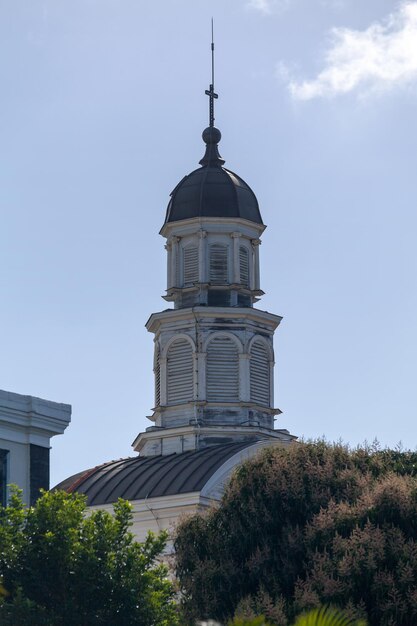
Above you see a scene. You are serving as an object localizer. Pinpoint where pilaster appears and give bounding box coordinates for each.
[239,353,251,402]
[252,238,261,291]
[170,236,180,288]
[197,352,207,401]
[198,230,207,283]
[159,357,167,405]
[231,232,242,284]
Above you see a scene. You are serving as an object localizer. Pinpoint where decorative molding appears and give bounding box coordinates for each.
[146,306,282,334]
[161,333,196,358]
[202,331,244,354]
[160,216,266,239]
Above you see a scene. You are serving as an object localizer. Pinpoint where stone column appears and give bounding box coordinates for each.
[252,239,261,291]
[231,232,241,284]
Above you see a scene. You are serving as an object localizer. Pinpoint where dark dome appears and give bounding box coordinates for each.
[54,441,253,506]
[164,127,263,225]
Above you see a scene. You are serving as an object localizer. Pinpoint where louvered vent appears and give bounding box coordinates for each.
[154,347,161,407]
[240,246,249,286]
[238,293,251,307]
[183,246,198,285]
[180,291,198,308]
[209,245,228,284]
[206,336,239,401]
[167,339,194,405]
[250,340,270,406]
[207,290,230,307]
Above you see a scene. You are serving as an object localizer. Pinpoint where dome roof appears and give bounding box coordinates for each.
[164,127,263,225]
[54,441,254,506]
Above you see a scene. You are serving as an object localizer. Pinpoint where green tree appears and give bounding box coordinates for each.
[174,441,417,626]
[0,488,179,625]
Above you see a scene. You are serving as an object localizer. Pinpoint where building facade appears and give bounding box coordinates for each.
[0,389,71,506]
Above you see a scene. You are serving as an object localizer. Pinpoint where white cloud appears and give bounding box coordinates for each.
[288,2,417,100]
[247,0,289,15]
[247,0,273,14]
[276,60,292,82]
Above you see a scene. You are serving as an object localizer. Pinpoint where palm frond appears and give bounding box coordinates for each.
[293,606,367,626]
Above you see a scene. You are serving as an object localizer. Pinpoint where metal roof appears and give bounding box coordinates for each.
[164,126,263,226]
[165,165,263,225]
[54,441,254,506]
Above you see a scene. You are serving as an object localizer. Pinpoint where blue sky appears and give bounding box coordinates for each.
[1,1,416,486]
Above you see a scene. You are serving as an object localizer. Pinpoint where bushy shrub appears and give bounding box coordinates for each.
[175,441,417,625]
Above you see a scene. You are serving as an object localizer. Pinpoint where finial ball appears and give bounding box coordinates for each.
[202,126,221,145]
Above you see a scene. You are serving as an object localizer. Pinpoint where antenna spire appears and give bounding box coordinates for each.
[205,18,218,128]
[200,19,224,167]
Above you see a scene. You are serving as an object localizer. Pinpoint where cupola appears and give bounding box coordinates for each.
[164,127,263,226]
[138,29,285,457]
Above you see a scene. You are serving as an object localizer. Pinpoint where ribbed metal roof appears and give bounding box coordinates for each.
[54,441,253,506]
[164,126,263,226]
[165,166,262,225]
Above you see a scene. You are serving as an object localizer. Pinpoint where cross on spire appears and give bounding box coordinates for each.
[205,19,218,128]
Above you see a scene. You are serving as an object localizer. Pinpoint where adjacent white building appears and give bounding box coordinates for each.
[0,389,71,506]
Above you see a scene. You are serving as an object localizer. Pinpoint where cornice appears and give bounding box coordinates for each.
[146,306,282,334]
[160,216,266,238]
[132,423,296,452]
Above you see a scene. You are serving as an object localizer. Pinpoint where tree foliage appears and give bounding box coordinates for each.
[0,488,179,625]
[174,441,417,626]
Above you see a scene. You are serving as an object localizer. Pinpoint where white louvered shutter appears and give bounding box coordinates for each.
[240,246,249,286]
[167,339,194,404]
[209,244,228,284]
[183,246,198,285]
[206,336,239,401]
[154,347,161,407]
[250,340,270,406]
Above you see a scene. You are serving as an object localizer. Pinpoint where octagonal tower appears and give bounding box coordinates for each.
[133,121,291,456]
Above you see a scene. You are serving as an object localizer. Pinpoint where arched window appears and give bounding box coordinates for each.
[250,340,270,406]
[154,345,161,407]
[167,339,194,405]
[209,244,228,284]
[206,335,239,402]
[183,245,199,286]
[239,246,249,286]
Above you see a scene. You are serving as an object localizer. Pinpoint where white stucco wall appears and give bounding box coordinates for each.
[0,389,71,505]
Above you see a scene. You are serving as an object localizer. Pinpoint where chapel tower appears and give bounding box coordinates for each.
[57,37,295,540]
[133,42,289,457]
